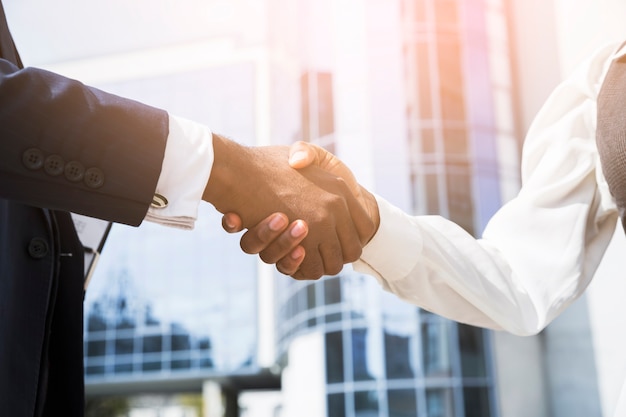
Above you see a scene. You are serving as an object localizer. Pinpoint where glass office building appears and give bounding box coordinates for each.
[276,274,497,417]
[10,0,621,415]
[275,0,518,416]
[83,206,262,392]
[62,0,515,414]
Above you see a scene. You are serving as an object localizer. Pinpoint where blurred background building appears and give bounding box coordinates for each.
[5,0,626,416]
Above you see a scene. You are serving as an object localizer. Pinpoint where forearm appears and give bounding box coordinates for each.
[0,59,168,225]
[356,187,617,336]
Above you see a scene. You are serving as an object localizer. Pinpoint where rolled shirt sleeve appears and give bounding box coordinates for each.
[355,42,622,336]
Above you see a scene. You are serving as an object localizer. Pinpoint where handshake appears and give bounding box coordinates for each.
[203,136,380,280]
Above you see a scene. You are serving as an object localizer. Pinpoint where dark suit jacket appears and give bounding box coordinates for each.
[0,2,170,415]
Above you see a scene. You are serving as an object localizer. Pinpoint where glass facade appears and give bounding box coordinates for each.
[72,1,514,415]
[83,208,260,383]
[82,74,260,386]
[276,274,496,417]
[300,70,336,153]
[403,0,517,233]
[275,1,513,416]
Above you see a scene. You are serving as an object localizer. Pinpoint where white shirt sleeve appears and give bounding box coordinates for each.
[354,42,623,336]
[144,114,214,230]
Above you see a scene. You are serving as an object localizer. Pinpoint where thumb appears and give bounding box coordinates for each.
[288,141,357,189]
[288,141,322,169]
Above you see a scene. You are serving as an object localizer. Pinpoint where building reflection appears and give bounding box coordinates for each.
[84,269,215,378]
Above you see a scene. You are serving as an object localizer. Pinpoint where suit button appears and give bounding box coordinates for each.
[28,237,49,259]
[22,148,44,170]
[64,161,85,182]
[44,155,65,176]
[84,167,105,188]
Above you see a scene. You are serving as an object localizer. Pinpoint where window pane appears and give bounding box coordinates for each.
[115,337,133,355]
[328,393,345,417]
[445,164,474,235]
[143,335,162,353]
[421,128,436,154]
[415,0,428,23]
[425,172,440,215]
[171,358,191,370]
[458,324,487,377]
[86,365,105,376]
[87,339,106,357]
[421,317,452,377]
[434,0,459,28]
[324,278,342,305]
[388,389,417,417]
[326,331,345,383]
[114,359,132,374]
[317,72,335,138]
[353,328,375,381]
[87,307,107,331]
[437,38,465,122]
[354,390,379,417]
[426,388,454,417]
[464,387,491,417]
[301,72,311,141]
[326,312,343,323]
[300,71,335,141]
[142,360,162,372]
[385,331,415,379]
[171,333,191,352]
[442,127,468,156]
[417,41,433,119]
[306,284,316,309]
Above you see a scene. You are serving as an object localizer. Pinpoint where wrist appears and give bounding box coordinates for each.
[202,133,247,210]
[361,187,380,244]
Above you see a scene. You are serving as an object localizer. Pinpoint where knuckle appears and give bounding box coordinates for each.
[274,237,294,254]
[333,176,349,193]
[298,261,324,280]
[326,261,343,276]
[342,245,362,263]
[255,227,274,245]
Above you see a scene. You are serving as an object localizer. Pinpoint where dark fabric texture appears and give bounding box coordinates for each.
[597,53,626,232]
[0,1,171,415]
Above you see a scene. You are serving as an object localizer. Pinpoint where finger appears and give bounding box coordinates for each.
[259,220,308,264]
[222,212,244,233]
[336,178,376,247]
[292,249,325,280]
[318,239,344,276]
[313,174,373,256]
[289,142,350,182]
[289,141,323,169]
[239,213,289,254]
[275,246,305,276]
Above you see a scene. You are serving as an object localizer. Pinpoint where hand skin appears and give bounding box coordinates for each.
[221,141,380,277]
[222,212,308,275]
[204,135,376,280]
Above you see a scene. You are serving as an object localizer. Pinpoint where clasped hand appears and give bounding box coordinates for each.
[213,139,379,279]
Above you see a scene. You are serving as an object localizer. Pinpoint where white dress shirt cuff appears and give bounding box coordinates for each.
[353,195,422,283]
[145,114,214,230]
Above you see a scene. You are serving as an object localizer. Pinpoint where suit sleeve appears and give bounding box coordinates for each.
[0,58,169,226]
